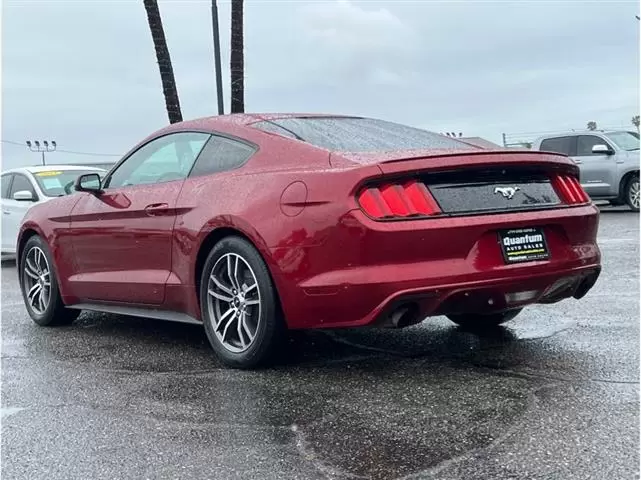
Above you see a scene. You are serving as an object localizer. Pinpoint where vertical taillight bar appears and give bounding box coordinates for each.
[357,180,441,219]
[552,174,589,204]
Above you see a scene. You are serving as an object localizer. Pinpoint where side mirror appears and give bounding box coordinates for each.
[13,190,35,202]
[592,144,614,155]
[74,173,102,193]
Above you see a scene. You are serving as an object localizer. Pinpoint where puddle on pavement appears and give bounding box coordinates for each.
[0,407,25,418]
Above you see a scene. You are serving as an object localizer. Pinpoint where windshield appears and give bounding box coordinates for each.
[252,117,475,153]
[605,131,640,151]
[32,169,104,197]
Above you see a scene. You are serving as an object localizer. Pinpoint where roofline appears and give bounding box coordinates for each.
[534,129,634,140]
[244,113,361,123]
[2,165,106,174]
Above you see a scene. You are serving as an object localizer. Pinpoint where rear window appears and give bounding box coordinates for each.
[252,117,474,153]
[32,170,104,197]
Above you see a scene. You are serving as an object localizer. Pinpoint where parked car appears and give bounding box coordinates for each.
[1,165,105,257]
[16,114,601,368]
[532,130,639,211]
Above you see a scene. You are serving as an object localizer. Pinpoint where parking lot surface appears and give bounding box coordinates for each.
[1,208,639,480]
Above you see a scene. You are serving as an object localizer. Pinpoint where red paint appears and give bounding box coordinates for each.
[18,114,601,329]
[280,181,308,217]
[63,181,184,304]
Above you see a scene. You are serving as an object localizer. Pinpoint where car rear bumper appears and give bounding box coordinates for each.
[270,204,602,329]
[366,264,601,328]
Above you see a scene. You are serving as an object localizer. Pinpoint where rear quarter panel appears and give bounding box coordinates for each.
[168,134,382,320]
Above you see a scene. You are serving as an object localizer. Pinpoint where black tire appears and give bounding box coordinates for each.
[200,236,284,369]
[624,174,640,212]
[19,235,80,326]
[447,308,522,330]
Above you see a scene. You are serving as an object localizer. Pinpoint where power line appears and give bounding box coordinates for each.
[1,139,122,157]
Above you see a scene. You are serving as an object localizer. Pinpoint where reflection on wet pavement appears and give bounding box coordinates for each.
[1,209,639,479]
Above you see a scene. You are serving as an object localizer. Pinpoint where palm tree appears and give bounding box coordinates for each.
[632,115,640,133]
[143,0,183,124]
[230,0,245,113]
[587,121,597,131]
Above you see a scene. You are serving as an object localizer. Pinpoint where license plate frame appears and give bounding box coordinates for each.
[498,227,550,264]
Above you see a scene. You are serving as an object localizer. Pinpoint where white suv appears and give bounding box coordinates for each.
[532,130,639,211]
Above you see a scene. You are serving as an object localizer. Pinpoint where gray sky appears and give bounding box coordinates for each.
[2,0,639,169]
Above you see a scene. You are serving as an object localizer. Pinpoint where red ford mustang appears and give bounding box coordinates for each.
[17,114,601,368]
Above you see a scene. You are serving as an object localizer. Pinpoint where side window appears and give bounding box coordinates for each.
[189,135,256,177]
[539,136,575,156]
[9,174,37,200]
[576,135,611,156]
[106,132,210,188]
[1,174,13,199]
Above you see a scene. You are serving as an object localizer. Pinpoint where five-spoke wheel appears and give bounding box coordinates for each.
[200,236,283,368]
[207,253,262,353]
[20,235,79,326]
[23,246,51,315]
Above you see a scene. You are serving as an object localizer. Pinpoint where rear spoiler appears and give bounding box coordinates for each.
[332,149,577,174]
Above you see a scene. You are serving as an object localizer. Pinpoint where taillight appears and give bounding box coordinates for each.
[552,175,589,204]
[357,180,441,219]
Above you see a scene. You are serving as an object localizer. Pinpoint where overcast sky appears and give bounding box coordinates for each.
[2,0,639,169]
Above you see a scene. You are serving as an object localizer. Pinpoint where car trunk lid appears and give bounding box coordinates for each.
[339,149,587,218]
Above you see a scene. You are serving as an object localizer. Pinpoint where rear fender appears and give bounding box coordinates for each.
[618,168,640,200]
[195,215,273,270]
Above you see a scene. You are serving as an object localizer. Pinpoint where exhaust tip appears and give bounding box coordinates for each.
[389,303,420,328]
[573,269,601,299]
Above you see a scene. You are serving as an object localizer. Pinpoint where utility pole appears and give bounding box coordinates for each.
[230,0,245,113]
[211,0,224,115]
[26,140,56,166]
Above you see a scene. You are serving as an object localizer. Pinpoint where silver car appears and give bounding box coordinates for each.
[532,130,639,211]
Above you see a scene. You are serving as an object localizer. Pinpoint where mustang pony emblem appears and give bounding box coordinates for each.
[494,186,519,199]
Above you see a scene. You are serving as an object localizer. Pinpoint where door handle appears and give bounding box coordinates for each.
[144,203,169,216]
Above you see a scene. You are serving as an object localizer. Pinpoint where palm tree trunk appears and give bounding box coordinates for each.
[143,0,183,124]
[230,0,244,113]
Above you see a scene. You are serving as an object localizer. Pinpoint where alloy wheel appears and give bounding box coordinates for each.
[629,179,640,210]
[23,246,51,315]
[206,253,261,353]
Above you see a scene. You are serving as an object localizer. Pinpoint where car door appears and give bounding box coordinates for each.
[2,173,39,254]
[68,131,210,305]
[573,135,617,198]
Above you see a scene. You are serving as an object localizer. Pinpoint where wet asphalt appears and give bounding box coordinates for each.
[1,208,639,480]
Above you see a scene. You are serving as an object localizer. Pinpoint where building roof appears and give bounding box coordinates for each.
[458,137,503,149]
